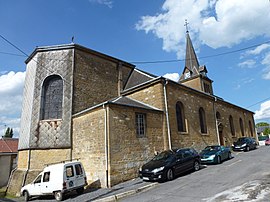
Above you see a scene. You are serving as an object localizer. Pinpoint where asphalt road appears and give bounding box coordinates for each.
[4,146,270,202]
[120,146,270,202]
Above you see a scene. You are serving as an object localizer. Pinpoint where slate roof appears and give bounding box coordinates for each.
[109,96,162,112]
[179,32,209,82]
[185,32,199,71]
[0,138,18,153]
[124,69,157,90]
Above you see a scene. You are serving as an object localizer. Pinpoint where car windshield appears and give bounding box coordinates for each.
[152,151,173,161]
[204,146,219,151]
[236,138,247,143]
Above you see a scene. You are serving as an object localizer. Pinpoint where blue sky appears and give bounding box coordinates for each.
[1,0,270,137]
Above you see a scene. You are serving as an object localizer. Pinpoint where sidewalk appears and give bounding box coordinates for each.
[88,178,158,202]
[1,178,158,202]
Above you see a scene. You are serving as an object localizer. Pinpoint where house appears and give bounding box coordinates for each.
[7,32,256,195]
[0,138,18,187]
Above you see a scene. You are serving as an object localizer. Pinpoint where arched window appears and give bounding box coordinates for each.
[249,121,253,137]
[199,107,207,134]
[239,118,244,136]
[41,75,63,120]
[229,115,235,136]
[176,101,186,132]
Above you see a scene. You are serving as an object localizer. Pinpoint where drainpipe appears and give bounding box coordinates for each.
[163,79,172,150]
[22,149,31,187]
[103,104,109,188]
[213,97,220,145]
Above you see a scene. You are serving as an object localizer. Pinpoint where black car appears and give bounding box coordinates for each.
[139,148,201,181]
[232,137,257,152]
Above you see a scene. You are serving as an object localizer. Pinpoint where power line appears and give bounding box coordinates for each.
[1,34,270,110]
[0,51,25,57]
[0,34,29,57]
[131,40,270,64]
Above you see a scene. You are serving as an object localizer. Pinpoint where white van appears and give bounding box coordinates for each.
[21,161,87,201]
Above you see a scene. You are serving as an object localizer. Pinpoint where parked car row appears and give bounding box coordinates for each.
[139,137,258,182]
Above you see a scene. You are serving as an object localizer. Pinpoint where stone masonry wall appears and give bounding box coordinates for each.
[108,105,164,186]
[215,101,256,145]
[73,49,132,114]
[167,83,218,151]
[72,108,107,188]
[181,77,202,92]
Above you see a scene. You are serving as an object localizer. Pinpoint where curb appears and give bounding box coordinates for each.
[93,182,158,202]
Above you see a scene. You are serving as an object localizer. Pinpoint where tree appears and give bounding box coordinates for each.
[263,127,270,135]
[3,127,13,138]
[256,122,269,127]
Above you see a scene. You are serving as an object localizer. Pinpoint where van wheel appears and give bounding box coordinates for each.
[23,190,30,201]
[54,191,63,201]
[76,187,84,195]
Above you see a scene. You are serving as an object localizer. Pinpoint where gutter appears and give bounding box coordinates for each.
[213,97,221,145]
[163,79,172,150]
[103,104,109,188]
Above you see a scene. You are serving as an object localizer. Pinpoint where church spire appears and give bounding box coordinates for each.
[184,20,199,71]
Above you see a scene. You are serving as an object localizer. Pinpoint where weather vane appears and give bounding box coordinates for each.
[184,19,189,33]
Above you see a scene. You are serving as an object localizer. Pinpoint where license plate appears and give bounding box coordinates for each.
[143,177,149,181]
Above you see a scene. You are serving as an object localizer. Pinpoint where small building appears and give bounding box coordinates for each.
[0,138,18,187]
[8,32,256,195]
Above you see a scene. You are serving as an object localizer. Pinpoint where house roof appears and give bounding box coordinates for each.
[0,138,18,153]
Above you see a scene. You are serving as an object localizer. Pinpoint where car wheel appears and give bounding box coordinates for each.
[23,190,30,201]
[193,161,200,171]
[76,187,84,195]
[217,156,221,164]
[228,152,232,159]
[166,168,174,181]
[54,191,63,201]
[245,146,250,152]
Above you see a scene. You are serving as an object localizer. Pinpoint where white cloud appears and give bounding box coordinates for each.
[136,0,270,58]
[246,44,270,55]
[0,71,25,138]
[163,72,180,82]
[234,77,254,89]
[254,100,270,120]
[262,52,270,80]
[89,0,113,8]
[238,59,256,68]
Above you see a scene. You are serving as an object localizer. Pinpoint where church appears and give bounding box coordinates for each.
[8,31,256,195]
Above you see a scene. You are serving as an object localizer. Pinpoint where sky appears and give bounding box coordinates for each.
[1,0,270,137]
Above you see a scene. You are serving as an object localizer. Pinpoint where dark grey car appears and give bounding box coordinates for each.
[232,137,257,152]
[139,148,201,181]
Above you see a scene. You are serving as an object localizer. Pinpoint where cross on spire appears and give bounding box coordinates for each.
[184,19,189,33]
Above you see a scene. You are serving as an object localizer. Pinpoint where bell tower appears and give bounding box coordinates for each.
[179,20,213,95]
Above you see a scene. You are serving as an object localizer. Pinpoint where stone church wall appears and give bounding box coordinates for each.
[108,105,164,186]
[72,49,133,114]
[72,108,107,188]
[215,101,255,145]
[167,83,218,151]
[125,82,165,110]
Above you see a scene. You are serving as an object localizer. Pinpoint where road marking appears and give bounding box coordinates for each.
[227,159,242,167]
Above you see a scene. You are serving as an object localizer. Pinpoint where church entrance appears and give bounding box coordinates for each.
[219,130,224,146]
